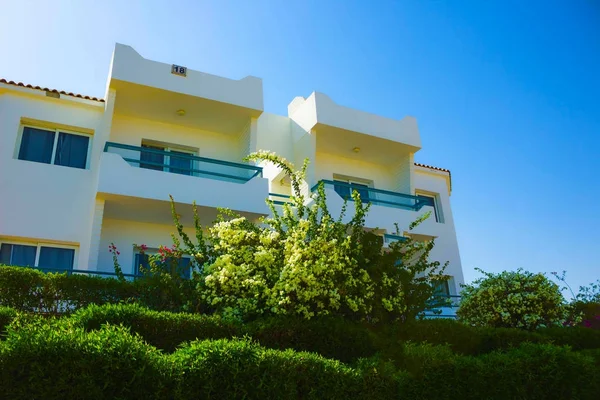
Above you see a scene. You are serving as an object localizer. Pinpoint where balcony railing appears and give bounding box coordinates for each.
[268,193,293,206]
[104,142,262,183]
[311,180,425,211]
[383,233,408,245]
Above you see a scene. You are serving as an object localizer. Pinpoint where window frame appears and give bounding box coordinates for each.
[415,191,443,223]
[15,124,92,169]
[0,239,78,270]
[140,140,198,176]
[332,174,374,202]
[132,248,192,278]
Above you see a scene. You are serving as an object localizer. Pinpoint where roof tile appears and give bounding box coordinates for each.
[0,78,104,102]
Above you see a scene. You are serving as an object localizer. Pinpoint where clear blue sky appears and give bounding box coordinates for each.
[1,1,598,293]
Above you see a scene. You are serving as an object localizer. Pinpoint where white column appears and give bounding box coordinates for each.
[87,198,106,271]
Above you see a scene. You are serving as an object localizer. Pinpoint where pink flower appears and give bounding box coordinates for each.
[583,320,592,328]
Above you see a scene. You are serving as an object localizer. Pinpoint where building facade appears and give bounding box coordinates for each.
[0,44,464,297]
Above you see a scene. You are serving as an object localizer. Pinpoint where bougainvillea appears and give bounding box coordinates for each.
[162,151,448,322]
[457,268,573,330]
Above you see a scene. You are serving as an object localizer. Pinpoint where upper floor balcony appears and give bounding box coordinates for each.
[108,44,263,135]
[97,142,270,216]
[289,91,421,150]
[311,180,443,237]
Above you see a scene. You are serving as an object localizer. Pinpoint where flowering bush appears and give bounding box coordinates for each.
[166,151,447,322]
[551,271,600,330]
[457,268,573,330]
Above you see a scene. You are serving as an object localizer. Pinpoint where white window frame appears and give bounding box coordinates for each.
[415,191,443,223]
[0,239,78,270]
[15,124,93,169]
[140,140,197,175]
[332,174,374,188]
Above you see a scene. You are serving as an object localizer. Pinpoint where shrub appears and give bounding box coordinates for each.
[457,268,569,329]
[0,265,47,311]
[164,152,447,322]
[0,321,173,400]
[384,319,551,357]
[0,265,136,314]
[400,342,600,399]
[247,315,377,363]
[390,319,483,355]
[71,303,241,352]
[170,338,396,399]
[0,307,16,337]
[0,265,198,314]
[538,326,600,350]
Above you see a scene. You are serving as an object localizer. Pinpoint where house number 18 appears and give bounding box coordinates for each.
[171,64,187,77]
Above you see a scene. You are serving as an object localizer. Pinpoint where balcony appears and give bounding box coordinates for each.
[311,180,425,211]
[104,142,262,182]
[310,180,442,236]
[97,142,270,217]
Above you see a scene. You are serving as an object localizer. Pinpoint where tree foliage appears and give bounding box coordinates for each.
[457,268,572,330]
[165,151,448,322]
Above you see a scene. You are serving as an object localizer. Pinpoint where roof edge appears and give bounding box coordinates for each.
[0,78,105,102]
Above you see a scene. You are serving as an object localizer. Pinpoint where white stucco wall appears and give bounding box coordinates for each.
[109,115,245,163]
[0,92,107,269]
[110,44,264,112]
[289,92,421,148]
[314,151,397,191]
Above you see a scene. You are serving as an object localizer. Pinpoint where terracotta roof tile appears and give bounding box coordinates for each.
[414,162,452,192]
[414,162,450,173]
[0,78,104,102]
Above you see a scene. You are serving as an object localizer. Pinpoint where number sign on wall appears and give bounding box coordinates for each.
[171,64,187,77]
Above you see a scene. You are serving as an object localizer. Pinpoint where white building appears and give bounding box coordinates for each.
[0,44,464,298]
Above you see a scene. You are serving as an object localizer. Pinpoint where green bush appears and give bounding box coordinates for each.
[171,338,397,400]
[1,316,599,400]
[0,265,199,314]
[400,342,600,400]
[539,326,600,350]
[0,265,136,314]
[247,315,377,363]
[386,319,551,356]
[71,303,241,352]
[0,321,173,400]
[0,266,48,311]
[458,268,569,329]
[0,307,16,337]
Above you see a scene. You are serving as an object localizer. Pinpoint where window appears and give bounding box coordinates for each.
[433,280,450,297]
[134,252,192,279]
[333,177,371,202]
[18,126,90,169]
[140,143,194,176]
[0,241,75,272]
[417,194,441,222]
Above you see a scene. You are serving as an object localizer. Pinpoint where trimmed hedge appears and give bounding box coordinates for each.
[1,320,598,400]
[388,319,600,356]
[72,303,241,352]
[0,265,200,314]
[0,307,16,337]
[247,315,377,363]
[71,304,377,361]
[171,338,398,399]
[0,265,135,314]
[0,322,173,400]
[69,304,600,360]
[400,342,600,400]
